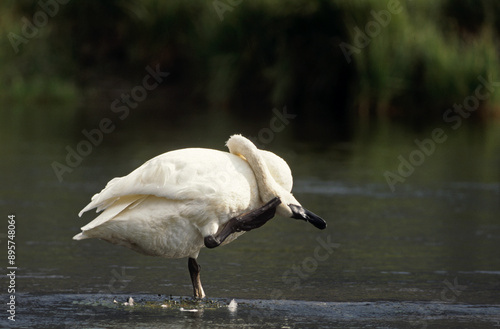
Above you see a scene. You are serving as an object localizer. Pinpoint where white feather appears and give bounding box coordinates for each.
[74,139,296,259]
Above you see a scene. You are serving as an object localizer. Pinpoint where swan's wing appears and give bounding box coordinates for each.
[79,148,252,217]
[77,195,147,232]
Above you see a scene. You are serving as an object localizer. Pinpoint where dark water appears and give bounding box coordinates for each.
[1,108,500,328]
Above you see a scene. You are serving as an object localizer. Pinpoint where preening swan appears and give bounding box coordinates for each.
[74,134,326,298]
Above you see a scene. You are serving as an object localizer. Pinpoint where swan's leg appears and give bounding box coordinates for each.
[204,197,281,248]
[188,257,205,299]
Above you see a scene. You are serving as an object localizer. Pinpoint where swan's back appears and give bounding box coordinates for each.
[80,148,254,216]
[75,146,294,258]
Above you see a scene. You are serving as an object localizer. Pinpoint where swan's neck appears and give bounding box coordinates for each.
[227,136,291,215]
[240,148,278,202]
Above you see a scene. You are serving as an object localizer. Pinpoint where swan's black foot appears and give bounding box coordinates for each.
[203,197,281,249]
[204,235,221,249]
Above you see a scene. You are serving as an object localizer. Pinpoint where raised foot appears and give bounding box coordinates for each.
[204,197,281,249]
[204,235,221,249]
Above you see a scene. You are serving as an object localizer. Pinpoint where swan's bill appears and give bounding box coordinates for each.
[289,204,327,230]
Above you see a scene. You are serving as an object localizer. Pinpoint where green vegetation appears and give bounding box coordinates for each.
[1,0,500,123]
[341,0,500,120]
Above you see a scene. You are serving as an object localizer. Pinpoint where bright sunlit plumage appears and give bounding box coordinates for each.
[73,134,326,298]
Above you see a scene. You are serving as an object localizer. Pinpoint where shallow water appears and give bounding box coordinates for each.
[1,109,500,328]
[4,293,500,328]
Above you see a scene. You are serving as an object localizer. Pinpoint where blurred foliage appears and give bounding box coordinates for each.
[1,0,500,123]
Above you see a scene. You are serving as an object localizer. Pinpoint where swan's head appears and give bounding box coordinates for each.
[261,150,327,230]
[227,134,327,230]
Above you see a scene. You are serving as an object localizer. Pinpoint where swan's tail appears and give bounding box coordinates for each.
[72,232,89,240]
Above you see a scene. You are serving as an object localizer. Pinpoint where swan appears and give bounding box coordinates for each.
[73,134,326,298]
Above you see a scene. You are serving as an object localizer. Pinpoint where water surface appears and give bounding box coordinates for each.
[1,109,499,328]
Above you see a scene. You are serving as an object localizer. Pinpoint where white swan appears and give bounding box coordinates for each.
[73,134,326,298]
